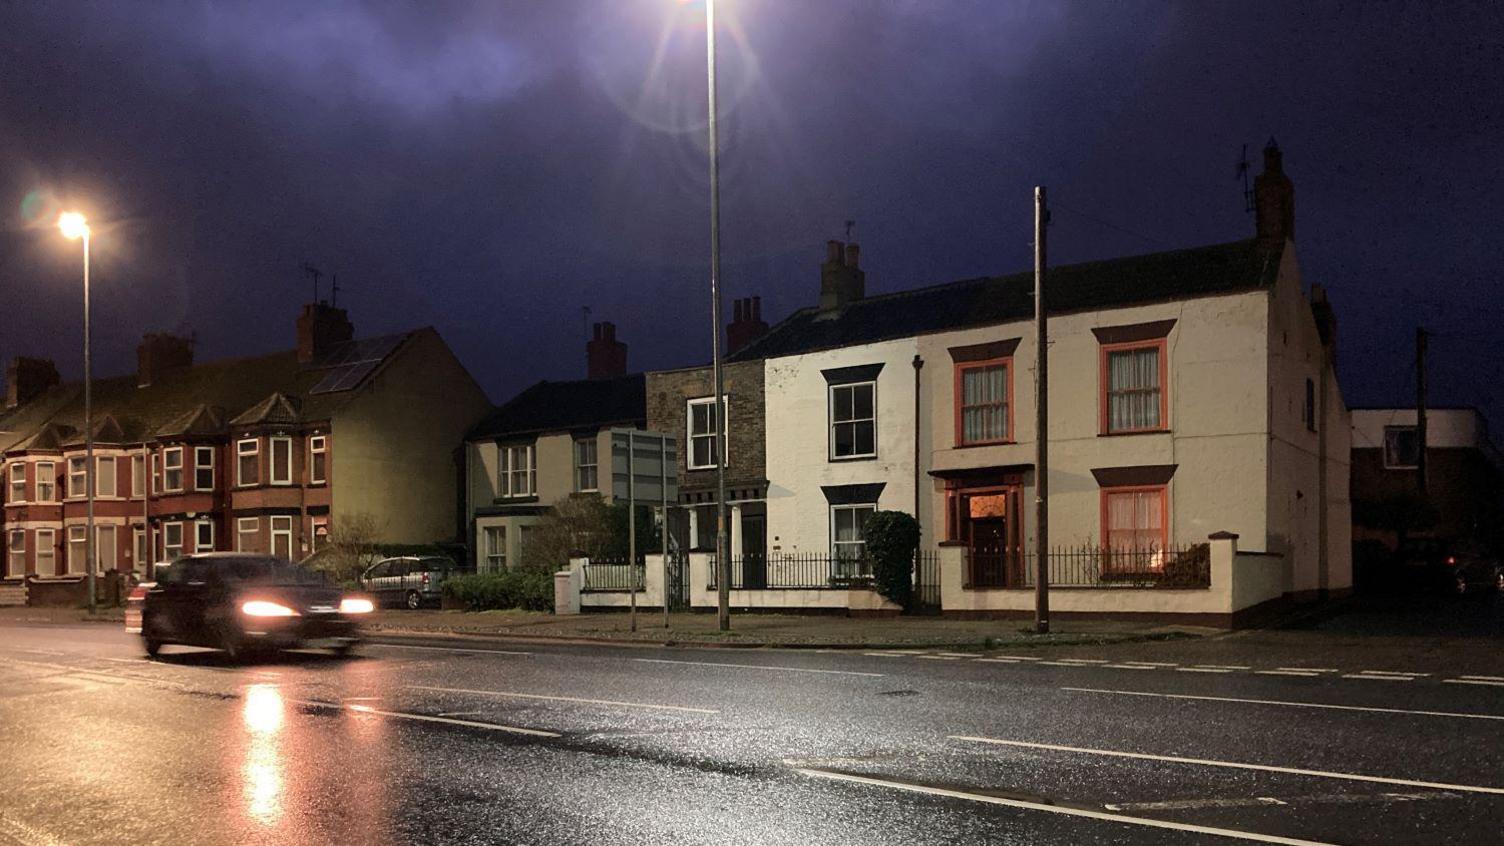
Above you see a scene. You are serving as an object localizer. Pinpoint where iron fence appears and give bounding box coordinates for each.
[709,551,941,593]
[580,558,645,592]
[967,544,1211,589]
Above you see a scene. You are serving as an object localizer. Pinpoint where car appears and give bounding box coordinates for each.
[360,555,459,609]
[1396,538,1504,595]
[132,553,373,660]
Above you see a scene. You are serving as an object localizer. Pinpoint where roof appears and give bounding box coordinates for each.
[1,330,419,454]
[469,373,645,440]
[730,239,1283,361]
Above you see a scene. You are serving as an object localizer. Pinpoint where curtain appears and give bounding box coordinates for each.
[1107,348,1161,431]
[961,364,1007,442]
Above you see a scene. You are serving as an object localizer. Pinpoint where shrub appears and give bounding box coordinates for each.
[863,511,921,610]
[444,568,555,611]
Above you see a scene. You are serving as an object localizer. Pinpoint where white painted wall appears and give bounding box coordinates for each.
[1352,408,1493,452]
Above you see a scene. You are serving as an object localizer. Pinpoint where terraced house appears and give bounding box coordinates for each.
[1,303,489,601]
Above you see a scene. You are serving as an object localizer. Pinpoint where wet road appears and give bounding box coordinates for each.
[1,622,1501,845]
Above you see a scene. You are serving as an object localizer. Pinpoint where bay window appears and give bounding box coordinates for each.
[8,463,24,502]
[237,439,260,486]
[68,457,88,498]
[237,518,259,552]
[195,520,214,552]
[97,456,117,497]
[163,523,185,560]
[67,525,87,573]
[7,530,24,576]
[35,461,55,502]
[132,454,145,498]
[163,447,184,492]
[270,437,292,485]
[483,525,507,572]
[35,529,55,576]
[194,446,215,491]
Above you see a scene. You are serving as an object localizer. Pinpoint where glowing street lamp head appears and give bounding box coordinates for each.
[58,211,89,241]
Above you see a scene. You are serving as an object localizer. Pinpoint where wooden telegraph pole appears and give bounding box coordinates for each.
[1033,187,1050,635]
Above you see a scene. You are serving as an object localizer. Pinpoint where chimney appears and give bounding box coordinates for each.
[1310,283,1338,366]
[5,357,60,408]
[296,302,355,364]
[819,239,865,312]
[1254,138,1295,249]
[726,296,770,355]
[136,333,194,388]
[586,321,628,378]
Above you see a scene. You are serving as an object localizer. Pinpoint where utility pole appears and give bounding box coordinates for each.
[627,430,637,633]
[1416,327,1428,499]
[706,0,730,632]
[1033,187,1050,635]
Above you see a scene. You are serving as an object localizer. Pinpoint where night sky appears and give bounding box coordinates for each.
[2,2,1501,425]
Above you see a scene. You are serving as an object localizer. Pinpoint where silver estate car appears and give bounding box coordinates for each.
[359,556,459,609]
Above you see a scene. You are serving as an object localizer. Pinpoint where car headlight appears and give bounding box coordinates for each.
[241,600,299,618]
[339,597,375,615]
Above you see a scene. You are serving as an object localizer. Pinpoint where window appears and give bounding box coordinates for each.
[687,397,727,470]
[97,456,117,497]
[831,504,877,572]
[1304,378,1317,432]
[1383,426,1420,469]
[7,463,24,503]
[270,437,292,485]
[483,526,507,572]
[956,360,1011,445]
[35,461,55,502]
[237,518,260,552]
[518,525,535,559]
[1102,340,1166,433]
[163,523,185,560]
[270,516,293,559]
[151,452,161,494]
[574,438,598,492]
[35,529,55,576]
[237,439,260,486]
[163,447,184,492]
[68,457,88,498]
[194,447,215,491]
[7,531,24,577]
[830,382,876,459]
[67,525,87,573]
[1102,486,1168,573]
[499,444,535,498]
[97,525,116,570]
[309,436,327,484]
[132,454,145,498]
[194,520,214,553]
[134,527,146,570]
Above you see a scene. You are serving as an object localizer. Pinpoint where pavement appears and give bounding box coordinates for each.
[0,593,1501,845]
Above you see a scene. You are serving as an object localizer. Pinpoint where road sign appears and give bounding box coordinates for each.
[611,429,677,504]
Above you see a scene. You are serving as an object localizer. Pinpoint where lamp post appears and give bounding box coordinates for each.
[59,212,95,615]
[703,0,730,631]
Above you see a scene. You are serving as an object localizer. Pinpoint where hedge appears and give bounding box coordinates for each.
[443,568,555,611]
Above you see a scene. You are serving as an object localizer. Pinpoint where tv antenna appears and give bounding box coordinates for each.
[844,219,856,241]
[300,262,324,302]
[1236,144,1254,213]
[330,273,341,307]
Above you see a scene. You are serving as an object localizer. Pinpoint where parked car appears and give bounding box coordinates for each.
[360,555,459,609]
[132,553,372,660]
[1396,538,1503,595]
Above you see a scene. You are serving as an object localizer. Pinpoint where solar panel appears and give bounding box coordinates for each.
[308,333,406,394]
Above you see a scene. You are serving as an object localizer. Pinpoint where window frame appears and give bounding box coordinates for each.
[133,526,147,570]
[686,396,729,471]
[151,452,161,494]
[236,517,259,552]
[163,522,185,561]
[482,525,507,572]
[828,380,878,461]
[35,461,55,503]
[194,446,215,491]
[194,520,214,552]
[67,456,88,499]
[7,530,25,577]
[96,525,116,571]
[573,437,599,493]
[954,357,1014,446]
[308,435,327,485]
[270,515,294,559]
[829,502,878,567]
[96,455,117,498]
[1099,338,1169,435]
[269,436,293,486]
[236,438,260,487]
[498,443,536,499]
[34,528,55,575]
[131,453,146,498]
[7,463,25,503]
[1099,484,1170,574]
[67,525,87,573]
[162,446,185,493]
[1383,425,1420,470]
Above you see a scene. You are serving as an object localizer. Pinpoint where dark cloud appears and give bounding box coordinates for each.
[1,1,1501,421]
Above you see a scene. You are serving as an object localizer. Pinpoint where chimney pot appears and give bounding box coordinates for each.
[1254,138,1295,248]
[726,292,771,356]
[819,241,866,312]
[825,240,843,264]
[296,302,355,364]
[845,243,860,268]
[586,320,628,378]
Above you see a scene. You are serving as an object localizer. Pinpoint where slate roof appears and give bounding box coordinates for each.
[729,239,1283,362]
[469,373,646,440]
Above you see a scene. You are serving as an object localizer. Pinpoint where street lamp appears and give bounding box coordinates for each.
[58,211,96,615]
[703,0,730,631]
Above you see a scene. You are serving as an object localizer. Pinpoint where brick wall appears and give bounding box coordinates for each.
[645,360,766,494]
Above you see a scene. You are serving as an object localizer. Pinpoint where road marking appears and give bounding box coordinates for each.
[1054,658,1109,664]
[1196,665,1252,670]
[951,736,1504,796]
[1106,791,1464,812]
[299,699,560,737]
[1177,667,1234,674]
[1106,796,1289,811]
[1460,675,1504,682]
[634,658,883,678]
[1275,667,1337,673]
[863,652,909,657]
[1352,670,1427,677]
[1064,680,1504,722]
[410,685,720,714]
[789,765,1339,846]
[367,643,532,656]
[1119,661,1177,667]
[1257,670,1320,677]
[1106,664,1158,670]
[990,655,1041,661]
[975,658,1020,663]
[1037,660,1085,666]
[918,655,962,661]
[1342,674,1413,682]
[1444,678,1504,687]
[935,652,980,658]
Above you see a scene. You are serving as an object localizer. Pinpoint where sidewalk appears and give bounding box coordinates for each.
[0,606,125,624]
[363,609,1214,649]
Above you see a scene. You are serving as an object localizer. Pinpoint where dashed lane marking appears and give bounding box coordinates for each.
[1177,667,1234,674]
[1105,791,1465,812]
[1105,664,1158,670]
[951,735,1504,796]
[1274,668,1337,673]
[1342,674,1414,682]
[918,655,962,661]
[366,643,532,656]
[789,765,1340,846]
[1063,686,1504,722]
[409,685,720,714]
[1460,675,1504,682]
[634,658,884,678]
[300,699,560,737]
[1257,670,1321,677]
[1444,679,1504,687]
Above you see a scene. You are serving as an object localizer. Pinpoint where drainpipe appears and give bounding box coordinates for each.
[912,355,923,520]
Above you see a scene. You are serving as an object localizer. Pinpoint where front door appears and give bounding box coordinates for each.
[969,516,1009,587]
[741,514,767,589]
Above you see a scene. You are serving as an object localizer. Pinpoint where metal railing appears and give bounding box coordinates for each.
[967,544,1211,589]
[581,557,645,592]
[709,551,942,592]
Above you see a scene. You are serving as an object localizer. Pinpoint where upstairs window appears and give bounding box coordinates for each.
[1383,426,1420,469]
[151,452,161,494]
[270,437,293,485]
[131,454,145,498]
[687,397,726,470]
[237,439,260,486]
[1102,340,1167,434]
[96,456,117,497]
[830,382,876,459]
[194,446,215,491]
[68,457,88,498]
[7,463,24,503]
[308,436,327,484]
[162,447,184,493]
[574,438,598,493]
[35,461,55,503]
[956,359,1011,445]
[499,444,535,498]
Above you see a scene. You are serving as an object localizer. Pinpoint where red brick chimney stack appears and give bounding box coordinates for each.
[586,321,628,378]
[296,302,355,364]
[819,239,866,313]
[1255,138,1295,249]
[136,333,194,388]
[726,296,769,355]
[5,357,60,408]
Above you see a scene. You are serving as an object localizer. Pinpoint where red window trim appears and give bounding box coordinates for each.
[1098,338,1169,435]
[1099,484,1169,572]
[953,356,1014,447]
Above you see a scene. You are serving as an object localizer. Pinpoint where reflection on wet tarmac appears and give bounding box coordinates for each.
[242,684,284,826]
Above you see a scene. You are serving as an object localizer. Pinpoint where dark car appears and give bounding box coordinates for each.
[1397,539,1503,596]
[132,553,373,660]
[360,555,459,609]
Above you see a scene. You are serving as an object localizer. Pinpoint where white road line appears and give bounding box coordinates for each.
[990,655,1041,661]
[1352,671,1427,677]
[1460,675,1504,682]
[789,765,1339,846]
[634,658,883,678]
[299,700,560,737]
[1106,664,1158,670]
[975,658,1020,663]
[918,655,962,661]
[863,652,908,657]
[367,643,532,656]
[1196,665,1252,670]
[1177,667,1234,674]
[1063,686,1504,722]
[951,736,1504,796]
[1037,660,1084,666]
[1275,667,1336,673]
[1342,674,1413,682]
[1055,658,1109,664]
[1119,661,1177,667]
[1444,679,1504,687]
[410,685,720,714]
[1106,796,1288,811]
[935,652,980,658]
[1257,670,1319,677]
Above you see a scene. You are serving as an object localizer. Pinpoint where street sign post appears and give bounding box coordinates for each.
[611,429,678,631]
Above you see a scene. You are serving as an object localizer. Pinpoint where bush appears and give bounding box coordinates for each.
[443,568,555,611]
[863,511,921,610]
